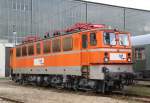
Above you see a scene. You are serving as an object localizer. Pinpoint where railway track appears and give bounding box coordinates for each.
[2,80,150,103]
[135,78,150,81]
[0,96,24,103]
[1,91,149,103]
[32,85,150,103]
[48,87,150,103]
[109,92,150,103]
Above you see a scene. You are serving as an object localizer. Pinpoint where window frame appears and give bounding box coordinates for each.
[43,40,51,54]
[90,32,97,46]
[63,36,73,51]
[103,32,116,46]
[82,34,88,49]
[28,44,34,56]
[22,46,27,56]
[134,48,145,61]
[16,47,21,57]
[36,42,41,55]
[12,3,17,10]
[118,34,129,46]
[52,38,61,53]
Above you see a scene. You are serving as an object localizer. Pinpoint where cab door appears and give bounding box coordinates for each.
[89,32,101,64]
[81,33,89,65]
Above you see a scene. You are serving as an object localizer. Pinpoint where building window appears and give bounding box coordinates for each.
[16,47,21,57]
[12,0,27,11]
[90,32,97,46]
[82,34,87,48]
[135,48,145,60]
[13,3,17,9]
[63,36,73,51]
[36,43,41,55]
[28,45,34,55]
[25,5,28,11]
[17,3,20,10]
[22,46,27,56]
[43,40,51,53]
[52,39,61,52]
[21,4,25,10]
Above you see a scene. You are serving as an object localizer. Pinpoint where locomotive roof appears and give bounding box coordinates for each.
[15,28,129,47]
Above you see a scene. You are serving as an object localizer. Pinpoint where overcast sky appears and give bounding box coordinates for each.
[84,0,150,11]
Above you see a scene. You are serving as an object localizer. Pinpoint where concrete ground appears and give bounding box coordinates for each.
[0,79,148,103]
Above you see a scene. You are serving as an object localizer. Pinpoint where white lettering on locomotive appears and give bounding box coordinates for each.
[110,53,126,60]
[34,58,44,66]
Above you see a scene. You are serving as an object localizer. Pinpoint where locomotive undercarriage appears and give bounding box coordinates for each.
[11,71,134,93]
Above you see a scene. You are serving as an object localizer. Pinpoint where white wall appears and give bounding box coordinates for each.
[0,43,13,77]
[0,44,6,77]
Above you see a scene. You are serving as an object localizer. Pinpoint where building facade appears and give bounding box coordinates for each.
[1,0,150,43]
[0,0,31,43]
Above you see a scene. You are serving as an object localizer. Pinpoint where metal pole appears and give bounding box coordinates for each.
[123,8,126,31]
[13,25,16,46]
[31,0,33,34]
[85,2,87,23]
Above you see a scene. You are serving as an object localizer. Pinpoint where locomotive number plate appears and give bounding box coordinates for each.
[110,53,126,60]
[34,58,44,66]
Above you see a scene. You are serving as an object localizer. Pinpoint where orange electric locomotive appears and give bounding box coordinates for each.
[10,23,134,93]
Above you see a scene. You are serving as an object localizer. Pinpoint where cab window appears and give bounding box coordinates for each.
[103,32,116,45]
[119,34,129,46]
[90,32,97,46]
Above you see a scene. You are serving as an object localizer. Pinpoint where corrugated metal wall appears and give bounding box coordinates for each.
[32,0,86,35]
[0,0,31,43]
[0,0,150,42]
[125,9,150,36]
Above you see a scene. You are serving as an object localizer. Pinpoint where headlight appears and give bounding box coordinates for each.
[127,57,131,62]
[104,57,109,62]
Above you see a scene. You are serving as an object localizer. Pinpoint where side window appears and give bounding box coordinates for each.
[36,42,41,55]
[90,32,97,46]
[28,44,34,55]
[16,47,21,57]
[135,48,145,60]
[43,40,51,53]
[63,36,73,51]
[52,39,61,52]
[22,46,27,56]
[82,34,87,48]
